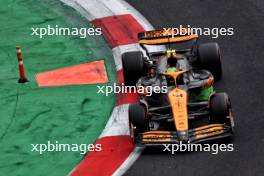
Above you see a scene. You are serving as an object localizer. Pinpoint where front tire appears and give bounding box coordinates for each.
[210,93,231,125]
[129,103,148,143]
[129,103,148,128]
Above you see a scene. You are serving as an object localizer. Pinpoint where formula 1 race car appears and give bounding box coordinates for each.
[122,28,235,145]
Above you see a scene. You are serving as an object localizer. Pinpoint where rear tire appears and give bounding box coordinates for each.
[122,51,145,86]
[198,42,222,80]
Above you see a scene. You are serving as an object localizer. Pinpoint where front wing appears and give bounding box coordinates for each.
[135,124,232,146]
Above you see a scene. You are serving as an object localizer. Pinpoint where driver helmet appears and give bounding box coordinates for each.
[166,49,177,67]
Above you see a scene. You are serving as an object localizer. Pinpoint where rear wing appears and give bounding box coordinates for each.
[138,28,198,45]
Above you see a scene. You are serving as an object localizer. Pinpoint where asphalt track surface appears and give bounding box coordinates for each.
[125,0,264,176]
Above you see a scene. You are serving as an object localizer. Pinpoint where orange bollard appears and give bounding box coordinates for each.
[16,46,28,83]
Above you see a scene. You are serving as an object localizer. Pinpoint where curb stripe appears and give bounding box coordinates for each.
[92,15,145,48]
[116,92,139,107]
[112,146,143,176]
[70,136,134,176]
[99,104,130,138]
[59,0,160,175]
[117,69,124,85]
[60,0,154,30]
[69,14,142,172]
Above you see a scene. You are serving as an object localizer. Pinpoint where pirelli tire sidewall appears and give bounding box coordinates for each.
[197,42,222,81]
[129,103,149,143]
[122,51,145,86]
[209,92,232,127]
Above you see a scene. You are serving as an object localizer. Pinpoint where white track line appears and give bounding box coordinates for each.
[112,146,143,176]
[100,104,130,138]
[61,0,153,29]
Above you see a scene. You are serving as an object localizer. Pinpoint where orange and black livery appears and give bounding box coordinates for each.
[122,28,234,146]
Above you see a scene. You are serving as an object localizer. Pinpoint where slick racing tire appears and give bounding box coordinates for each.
[129,103,148,144]
[198,42,222,81]
[122,51,145,86]
[129,103,148,129]
[209,93,231,125]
